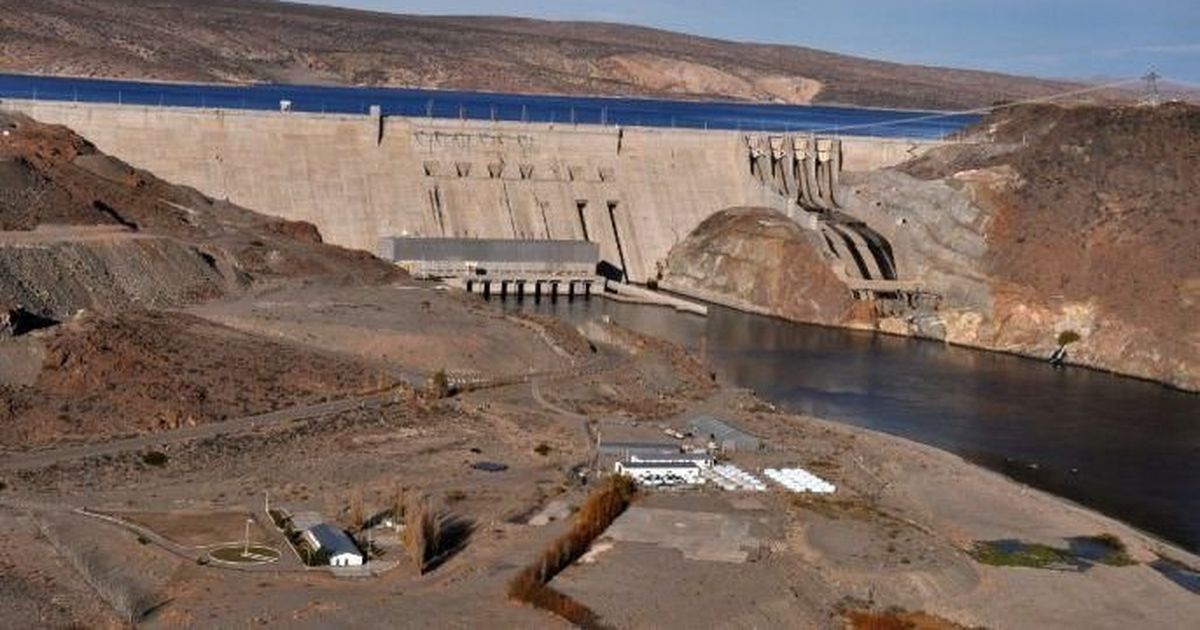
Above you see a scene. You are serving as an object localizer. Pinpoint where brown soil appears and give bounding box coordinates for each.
[845,608,974,630]
[0,0,1119,110]
[117,510,271,548]
[0,310,395,445]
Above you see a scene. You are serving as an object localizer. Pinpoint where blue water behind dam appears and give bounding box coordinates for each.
[0,73,979,139]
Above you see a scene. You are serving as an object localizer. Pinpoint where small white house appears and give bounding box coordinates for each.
[302,523,364,567]
[615,460,703,486]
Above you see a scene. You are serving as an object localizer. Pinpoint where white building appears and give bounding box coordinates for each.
[629,452,714,468]
[302,523,364,567]
[615,460,704,486]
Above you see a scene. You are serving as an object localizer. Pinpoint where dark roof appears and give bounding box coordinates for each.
[304,523,361,557]
[688,415,762,448]
[598,441,680,454]
[381,237,598,264]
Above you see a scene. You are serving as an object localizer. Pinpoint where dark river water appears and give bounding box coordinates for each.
[510,298,1200,553]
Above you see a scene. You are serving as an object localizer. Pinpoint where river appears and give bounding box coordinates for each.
[509,297,1200,554]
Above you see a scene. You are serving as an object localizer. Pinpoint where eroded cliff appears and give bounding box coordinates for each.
[664,104,1200,390]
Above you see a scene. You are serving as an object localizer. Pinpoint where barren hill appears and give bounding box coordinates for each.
[1,0,1093,110]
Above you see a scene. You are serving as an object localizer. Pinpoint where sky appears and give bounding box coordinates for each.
[295,0,1200,84]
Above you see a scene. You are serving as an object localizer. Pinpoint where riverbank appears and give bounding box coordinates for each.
[617,385,1200,628]
[509,296,1200,557]
[661,276,1200,393]
[1,281,1197,627]
[536,317,1200,627]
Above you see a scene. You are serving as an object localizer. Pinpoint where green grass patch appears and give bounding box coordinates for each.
[969,540,1075,569]
[1074,533,1137,567]
[971,535,1140,571]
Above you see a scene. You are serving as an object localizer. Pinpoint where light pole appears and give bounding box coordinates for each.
[243,518,253,556]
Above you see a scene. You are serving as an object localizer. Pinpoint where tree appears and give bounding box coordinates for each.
[427,369,451,399]
[403,493,440,573]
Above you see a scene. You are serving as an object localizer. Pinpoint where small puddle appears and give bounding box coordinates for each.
[970,535,1134,572]
[1149,556,1200,595]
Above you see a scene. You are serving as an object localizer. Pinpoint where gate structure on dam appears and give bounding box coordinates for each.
[745,133,935,308]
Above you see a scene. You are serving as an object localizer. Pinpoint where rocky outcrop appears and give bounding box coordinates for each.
[661,207,860,326]
[664,105,1200,391]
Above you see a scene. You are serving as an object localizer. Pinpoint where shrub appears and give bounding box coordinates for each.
[141,451,168,467]
[1057,330,1081,346]
[427,369,451,399]
[534,443,552,456]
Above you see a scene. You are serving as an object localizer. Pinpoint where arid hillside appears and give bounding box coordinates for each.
[0,109,580,450]
[0,109,400,320]
[663,103,1200,390]
[0,0,1098,110]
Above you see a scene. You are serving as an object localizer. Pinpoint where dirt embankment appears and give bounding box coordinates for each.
[0,0,1116,110]
[661,207,861,326]
[0,110,401,320]
[0,309,395,446]
[663,105,1200,390]
[0,110,420,446]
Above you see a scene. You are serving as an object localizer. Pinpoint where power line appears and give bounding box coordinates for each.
[807,76,1143,136]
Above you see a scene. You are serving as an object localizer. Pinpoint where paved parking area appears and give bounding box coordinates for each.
[605,506,758,563]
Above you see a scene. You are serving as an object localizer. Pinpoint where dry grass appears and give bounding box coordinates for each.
[507,475,636,628]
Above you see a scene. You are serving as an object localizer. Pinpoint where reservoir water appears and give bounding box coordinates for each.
[513,298,1200,554]
[0,73,978,139]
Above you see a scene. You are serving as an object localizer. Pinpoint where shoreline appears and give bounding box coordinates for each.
[657,279,1200,394]
[785,400,1200,563]
[540,286,1200,558]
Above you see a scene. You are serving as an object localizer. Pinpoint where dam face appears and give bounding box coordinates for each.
[1,100,935,283]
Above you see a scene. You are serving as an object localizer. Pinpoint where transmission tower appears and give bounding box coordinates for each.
[1142,70,1162,105]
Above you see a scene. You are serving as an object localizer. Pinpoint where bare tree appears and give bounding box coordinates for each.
[403,493,440,573]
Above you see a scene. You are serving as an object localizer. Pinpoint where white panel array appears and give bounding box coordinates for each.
[763,468,836,494]
[704,464,767,492]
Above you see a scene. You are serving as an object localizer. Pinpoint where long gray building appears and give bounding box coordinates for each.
[379,237,597,279]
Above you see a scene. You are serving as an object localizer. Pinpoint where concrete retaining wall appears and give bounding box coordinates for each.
[1,100,936,282]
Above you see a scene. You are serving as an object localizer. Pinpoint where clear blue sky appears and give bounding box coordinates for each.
[295,0,1200,83]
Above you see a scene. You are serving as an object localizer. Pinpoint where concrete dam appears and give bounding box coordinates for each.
[1,100,941,286]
